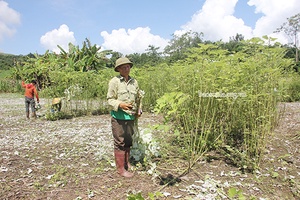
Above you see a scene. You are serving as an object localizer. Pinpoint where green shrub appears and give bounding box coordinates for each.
[154,40,293,171]
[283,74,300,102]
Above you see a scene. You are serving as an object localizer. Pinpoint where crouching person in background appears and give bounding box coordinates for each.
[107,57,142,178]
[51,97,62,112]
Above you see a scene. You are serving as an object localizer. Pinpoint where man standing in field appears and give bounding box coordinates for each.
[107,57,142,178]
[21,80,39,119]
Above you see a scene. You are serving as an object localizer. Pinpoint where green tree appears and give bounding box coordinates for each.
[221,33,245,53]
[0,53,26,70]
[145,45,162,66]
[164,31,203,63]
[58,38,107,72]
[13,38,112,90]
[126,45,163,68]
[275,13,300,63]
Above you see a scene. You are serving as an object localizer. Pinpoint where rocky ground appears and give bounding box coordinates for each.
[0,93,299,200]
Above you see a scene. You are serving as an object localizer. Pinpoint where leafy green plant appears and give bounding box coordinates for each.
[153,40,293,172]
[127,192,144,200]
[228,187,246,200]
[154,92,190,122]
[45,111,73,121]
[282,73,300,101]
[49,165,70,187]
[126,191,163,200]
[33,181,44,191]
[148,191,164,200]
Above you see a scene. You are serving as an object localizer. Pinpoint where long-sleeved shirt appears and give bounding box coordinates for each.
[21,81,39,102]
[107,75,141,120]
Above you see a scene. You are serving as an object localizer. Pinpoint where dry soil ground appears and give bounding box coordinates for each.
[0,93,299,200]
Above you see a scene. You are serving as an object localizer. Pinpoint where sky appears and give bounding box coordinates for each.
[0,0,300,56]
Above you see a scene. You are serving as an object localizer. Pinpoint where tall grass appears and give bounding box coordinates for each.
[281,73,300,102]
[0,70,23,93]
[153,40,293,171]
[131,63,175,112]
[40,70,115,118]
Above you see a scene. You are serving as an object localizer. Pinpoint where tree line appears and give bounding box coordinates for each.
[1,34,299,72]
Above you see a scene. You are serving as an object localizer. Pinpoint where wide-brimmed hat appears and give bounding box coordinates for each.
[114,57,133,72]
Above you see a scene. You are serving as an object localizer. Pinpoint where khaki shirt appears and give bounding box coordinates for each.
[107,75,140,115]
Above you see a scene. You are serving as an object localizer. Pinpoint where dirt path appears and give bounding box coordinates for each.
[0,93,299,200]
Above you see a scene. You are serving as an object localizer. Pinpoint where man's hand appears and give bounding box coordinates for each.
[135,109,142,118]
[119,102,133,110]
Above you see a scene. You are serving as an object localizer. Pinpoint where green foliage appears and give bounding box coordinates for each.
[12,38,110,91]
[275,13,300,62]
[45,111,73,121]
[41,70,110,99]
[281,73,300,101]
[220,145,256,172]
[148,192,164,200]
[33,181,44,191]
[58,38,108,72]
[49,165,70,187]
[128,45,164,67]
[228,187,246,200]
[221,33,245,53]
[0,70,22,93]
[127,192,144,200]
[0,69,12,78]
[7,39,115,115]
[154,40,294,171]
[0,53,25,70]
[130,63,175,111]
[126,191,163,200]
[164,31,204,63]
[154,92,190,121]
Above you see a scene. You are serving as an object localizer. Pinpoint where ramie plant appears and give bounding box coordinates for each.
[154,38,294,172]
[40,70,113,119]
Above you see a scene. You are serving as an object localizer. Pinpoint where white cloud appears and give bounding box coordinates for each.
[100,27,169,55]
[99,0,300,54]
[177,0,300,45]
[248,0,300,45]
[0,1,21,42]
[40,24,76,53]
[179,0,253,42]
